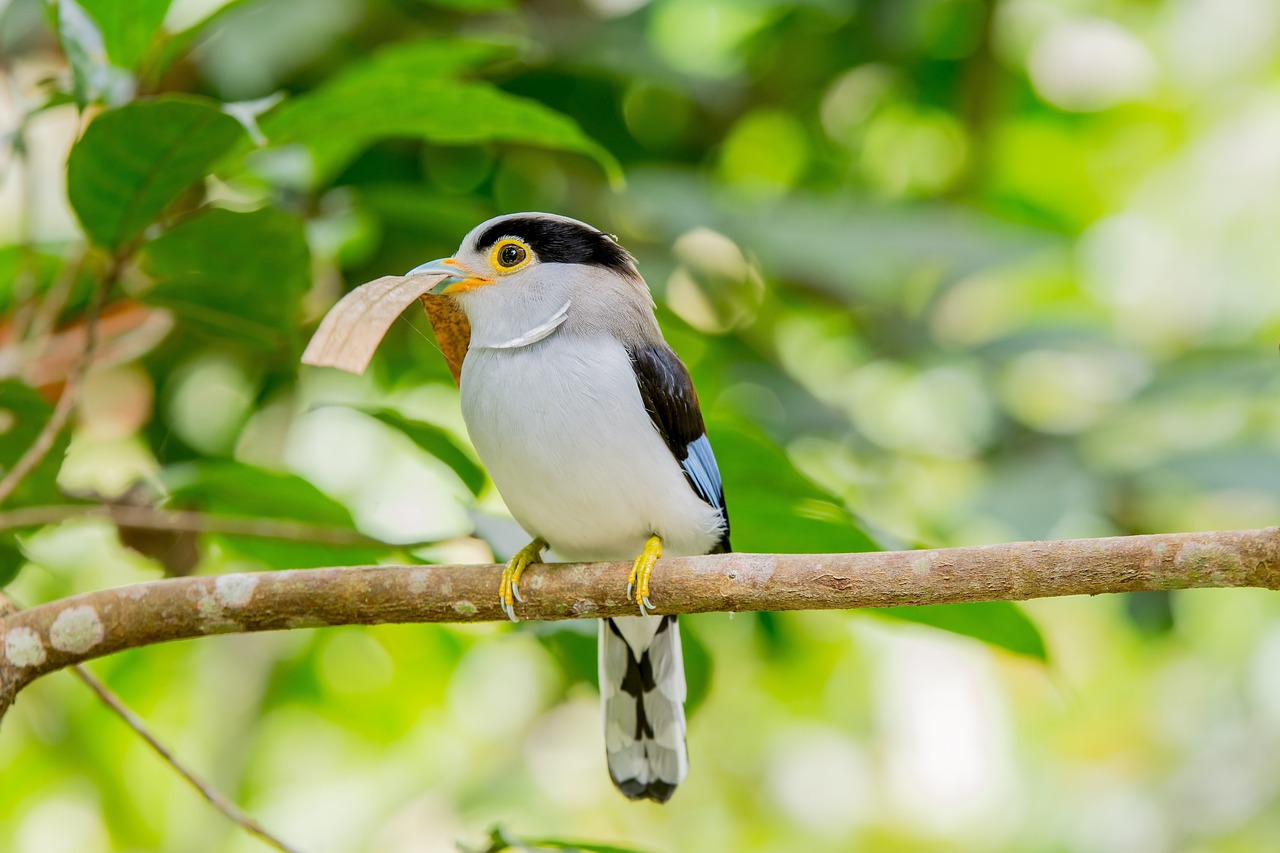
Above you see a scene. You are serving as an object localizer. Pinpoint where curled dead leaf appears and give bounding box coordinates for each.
[301,273,470,384]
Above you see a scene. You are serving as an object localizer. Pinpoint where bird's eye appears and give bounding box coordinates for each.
[498,243,526,268]
[488,238,532,273]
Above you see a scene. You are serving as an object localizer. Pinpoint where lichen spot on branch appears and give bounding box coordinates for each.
[4,627,47,667]
[214,574,259,609]
[49,606,104,654]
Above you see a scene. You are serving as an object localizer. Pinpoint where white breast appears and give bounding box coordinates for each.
[460,334,724,562]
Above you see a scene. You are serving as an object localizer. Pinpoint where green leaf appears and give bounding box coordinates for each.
[78,0,172,69]
[356,408,486,496]
[165,462,387,569]
[141,206,309,347]
[149,0,259,78]
[319,38,514,88]
[680,618,712,717]
[523,842,652,853]
[0,246,64,316]
[0,536,26,587]
[480,827,653,853]
[533,622,597,689]
[260,49,621,185]
[707,417,878,554]
[709,417,1046,660]
[67,97,248,249]
[872,602,1048,661]
[0,380,70,508]
[411,0,512,9]
[53,0,135,107]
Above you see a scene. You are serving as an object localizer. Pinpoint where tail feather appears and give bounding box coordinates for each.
[599,614,688,802]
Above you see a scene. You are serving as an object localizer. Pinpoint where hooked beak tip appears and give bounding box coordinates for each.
[406,258,491,294]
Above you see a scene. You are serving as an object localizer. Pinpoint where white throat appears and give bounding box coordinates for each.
[471,298,572,350]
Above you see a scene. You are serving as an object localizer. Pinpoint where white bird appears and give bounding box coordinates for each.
[409,213,730,803]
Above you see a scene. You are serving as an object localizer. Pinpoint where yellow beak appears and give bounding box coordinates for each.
[406,258,493,294]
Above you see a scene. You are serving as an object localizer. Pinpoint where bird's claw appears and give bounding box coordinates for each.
[499,538,545,622]
[627,535,662,616]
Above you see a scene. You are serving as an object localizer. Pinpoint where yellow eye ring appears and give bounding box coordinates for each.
[489,238,532,273]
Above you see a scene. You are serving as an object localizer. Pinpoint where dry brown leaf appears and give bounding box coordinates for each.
[301,274,470,385]
[418,293,470,385]
[0,301,174,394]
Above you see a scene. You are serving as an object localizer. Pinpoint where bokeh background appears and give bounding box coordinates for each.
[2,0,1280,851]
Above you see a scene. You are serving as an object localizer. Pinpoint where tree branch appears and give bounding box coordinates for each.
[3,527,1278,722]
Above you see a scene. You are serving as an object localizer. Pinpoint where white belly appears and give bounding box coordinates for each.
[459,334,724,562]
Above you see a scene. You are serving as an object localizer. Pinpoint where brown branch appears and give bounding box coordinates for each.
[3,527,1278,722]
[71,666,305,853]
[0,503,412,547]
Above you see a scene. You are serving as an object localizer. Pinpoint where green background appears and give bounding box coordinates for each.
[1,0,1278,851]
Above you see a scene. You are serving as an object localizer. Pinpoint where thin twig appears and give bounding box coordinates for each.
[21,249,90,351]
[0,589,304,853]
[0,503,417,547]
[70,666,306,853]
[0,259,115,506]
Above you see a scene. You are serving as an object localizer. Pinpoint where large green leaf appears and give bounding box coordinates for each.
[0,381,70,508]
[316,38,514,89]
[710,418,1046,660]
[357,408,486,497]
[708,418,878,555]
[78,0,172,69]
[872,603,1048,660]
[67,97,248,249]
[260,44,620,185]
[141,206,310,348]
[164,462,387,569]
[411,0,511,9]
[0,536,25,587]
[680,618,713,717]
[0,247,69,317]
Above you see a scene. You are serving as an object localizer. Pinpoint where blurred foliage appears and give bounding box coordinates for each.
[1,0,1279,852]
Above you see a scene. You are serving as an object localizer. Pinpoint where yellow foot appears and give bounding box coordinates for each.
[500,537,546,622]
[626,534,663,616]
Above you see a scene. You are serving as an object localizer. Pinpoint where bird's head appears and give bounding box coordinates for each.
[408,212,653,347]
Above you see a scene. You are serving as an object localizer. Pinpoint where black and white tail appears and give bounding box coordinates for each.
[599,614,688,802]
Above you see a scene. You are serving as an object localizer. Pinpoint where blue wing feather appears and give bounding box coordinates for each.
[682,434,724,512]
[628,343,731,553]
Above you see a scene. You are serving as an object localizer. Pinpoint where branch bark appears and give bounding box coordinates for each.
[3,526,1278,722]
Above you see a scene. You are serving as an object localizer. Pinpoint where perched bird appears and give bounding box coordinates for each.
[409,213,730,803]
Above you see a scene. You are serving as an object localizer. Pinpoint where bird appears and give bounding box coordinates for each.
[407,212,730,803]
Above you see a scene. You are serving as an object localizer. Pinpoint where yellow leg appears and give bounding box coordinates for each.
[626,534,663,616]
[500,537,546,622]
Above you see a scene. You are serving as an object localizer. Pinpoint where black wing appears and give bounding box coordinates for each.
[628,342,730,553]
